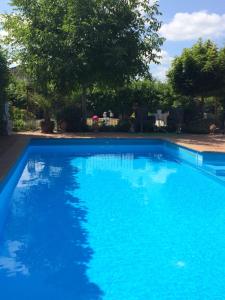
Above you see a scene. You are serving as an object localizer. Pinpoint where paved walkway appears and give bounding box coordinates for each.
[1,131,225,182]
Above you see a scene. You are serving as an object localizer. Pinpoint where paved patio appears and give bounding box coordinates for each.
[0,131,225,182]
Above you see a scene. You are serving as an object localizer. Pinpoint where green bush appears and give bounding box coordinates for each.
[87,80,175,119]
[10,106,36,131]
[13,118,26,131]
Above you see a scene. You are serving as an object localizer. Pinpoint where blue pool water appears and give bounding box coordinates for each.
[1,140,225,299]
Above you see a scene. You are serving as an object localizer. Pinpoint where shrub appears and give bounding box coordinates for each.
[10,106,36,131]
[13,118,26,131]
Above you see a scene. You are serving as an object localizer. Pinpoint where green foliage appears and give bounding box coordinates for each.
[217,47,225,108]
[7,76,50,120]
[0,47,9,134]
[56,0,164,89]
[3,0,164,125]
[87,80,176,117]
[168,39,220,98]
[8,78,27,109]
[10,106,36,131]
[167,39,225,131]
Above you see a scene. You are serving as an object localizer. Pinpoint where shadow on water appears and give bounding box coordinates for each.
[0,153,104,300]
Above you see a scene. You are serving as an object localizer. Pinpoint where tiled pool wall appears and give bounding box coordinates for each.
[29,138,224,165]
[201,152,225,164]
[0,146,30,230]
[1,138,225,204]
[29,138,164,155]
[164,141,203,167]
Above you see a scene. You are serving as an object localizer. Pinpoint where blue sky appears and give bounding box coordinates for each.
[1,0,225,80]
[154,0,225,80]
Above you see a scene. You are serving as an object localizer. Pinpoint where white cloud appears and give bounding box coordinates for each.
[151,50,173,81]
[158,50,173,65]
[160,11,225,41]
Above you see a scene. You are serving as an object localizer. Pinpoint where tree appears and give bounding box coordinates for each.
[0,47,9,135]
[168,39,220,113]
[3,0,164,129]
[66,0,164,123]
[4,0,70,131]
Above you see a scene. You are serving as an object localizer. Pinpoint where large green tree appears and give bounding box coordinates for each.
[168,39,220,106]
[3,0,164,128]
[4,0,69,129]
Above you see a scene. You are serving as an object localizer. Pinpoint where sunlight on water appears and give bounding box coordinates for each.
[1,148,225,299]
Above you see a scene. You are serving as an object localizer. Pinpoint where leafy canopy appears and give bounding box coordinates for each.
[168,39,220,98]
[3,0,164,94]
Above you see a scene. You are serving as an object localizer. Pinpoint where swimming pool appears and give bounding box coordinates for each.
[1,138,225,299]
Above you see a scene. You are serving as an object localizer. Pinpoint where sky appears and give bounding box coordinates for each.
[1,0,225,81]
[154,0,225,80]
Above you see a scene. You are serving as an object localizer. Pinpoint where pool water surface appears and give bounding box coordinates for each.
[0,140,225,299]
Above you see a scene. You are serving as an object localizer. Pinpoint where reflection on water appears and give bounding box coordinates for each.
[72,153,177,187]
[67,152,225,299]
[0,240,29,276]
[3,150,220,299]
[0,151,176,299]
[0,153,104,300]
